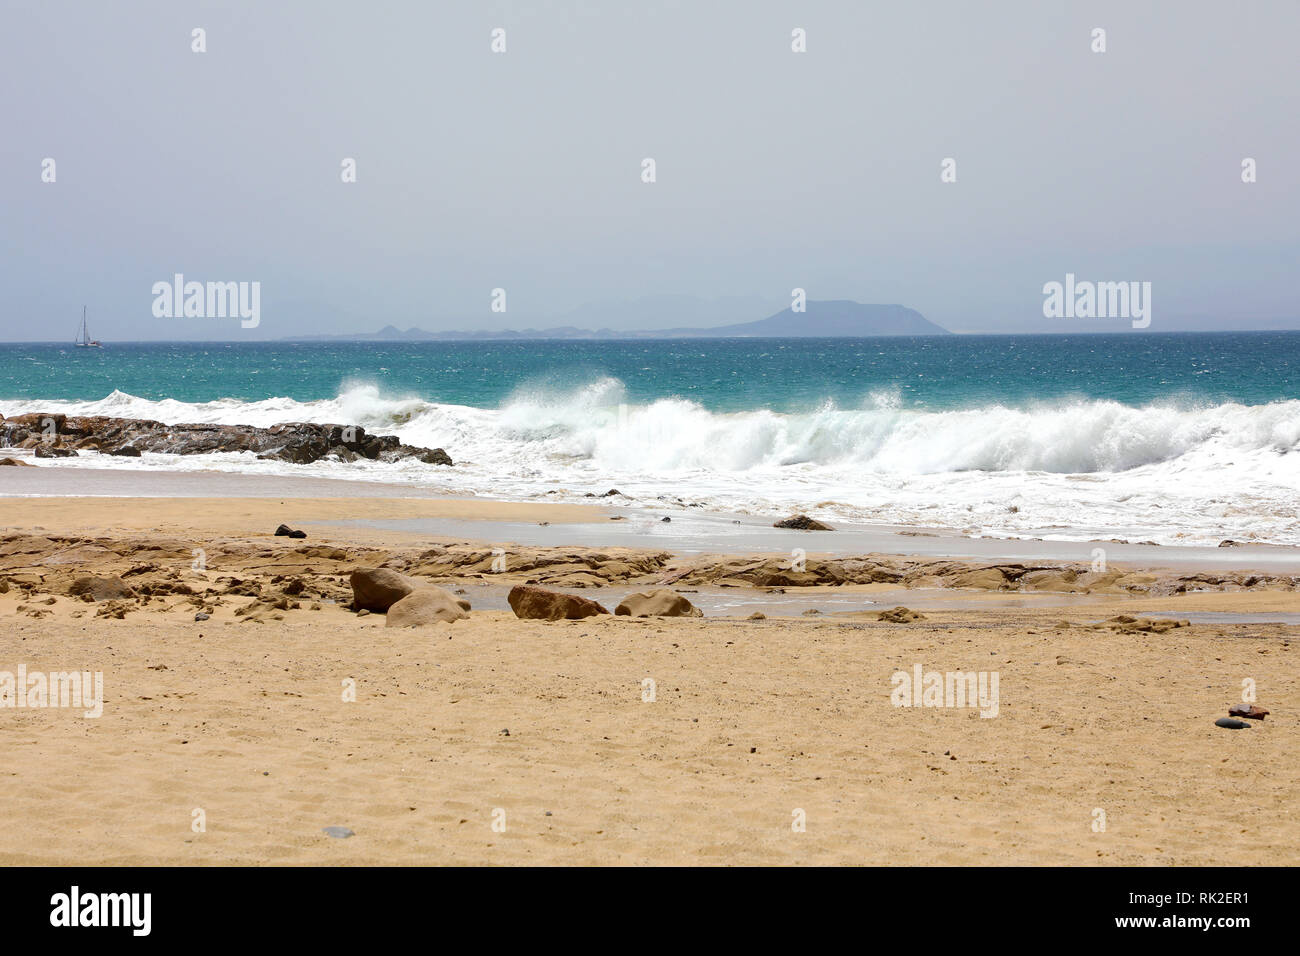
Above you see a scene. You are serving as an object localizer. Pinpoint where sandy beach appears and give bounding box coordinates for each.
[1,476,1295,866]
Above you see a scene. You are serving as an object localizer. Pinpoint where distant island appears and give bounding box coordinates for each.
[283,301,950,341]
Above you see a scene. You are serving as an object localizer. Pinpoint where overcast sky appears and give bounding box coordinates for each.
[2,0,1297,340]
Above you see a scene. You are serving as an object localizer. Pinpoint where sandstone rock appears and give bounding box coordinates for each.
[1018,569,1080,592]
[419,448,453,465]
[349,567,419,612]
[1228,703,1269,720]
[615,588,703,618]
[507,584,608,621]
[950,568,1008,590]
[0,458,33,466]
[385,587,470,626]
[69,574,136,602]
[773,514,834,530]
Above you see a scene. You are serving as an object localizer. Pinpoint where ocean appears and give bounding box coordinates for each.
[2,332,1299,547]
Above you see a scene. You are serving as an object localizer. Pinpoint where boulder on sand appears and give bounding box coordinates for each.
[1228,703,1269,720]
[876,606,926,623]
[615,588,703,618]
[68,574,136,602]
[773,514,833,531]
[0,458,33,467]
[507,584,608,621]
[350,567,420,612]
[385,587,471,626]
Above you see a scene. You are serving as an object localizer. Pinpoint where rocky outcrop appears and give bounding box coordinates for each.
[0,413,452,467]
[1093,615,1189,633]
[68,574,136,602]
[615,589,702,618]
[507,584,608,621]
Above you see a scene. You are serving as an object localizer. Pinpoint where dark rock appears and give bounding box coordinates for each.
[0,413,451,467]
[774,514,834,531]
[1215,718,1250,729]
[106,445,142,457]
[661,516,671,522]
[419,448,453,466]
[194,612,210,622]
[600,489,623,497]
[34,445,78,459]
[288,529,307,539]
[274,524,295,536]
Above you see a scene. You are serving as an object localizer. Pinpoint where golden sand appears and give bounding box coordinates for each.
[0,496,1295,865]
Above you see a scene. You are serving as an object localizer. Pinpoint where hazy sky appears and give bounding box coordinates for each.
[2,0,1297,340]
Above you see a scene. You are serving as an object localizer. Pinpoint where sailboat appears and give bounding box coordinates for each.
[74,306,102,348]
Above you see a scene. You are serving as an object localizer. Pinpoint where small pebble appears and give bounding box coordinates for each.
[1215,718,1250,730]
[322,826,355,839]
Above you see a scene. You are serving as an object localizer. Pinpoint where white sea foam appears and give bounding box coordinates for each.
[5,383,1299,546]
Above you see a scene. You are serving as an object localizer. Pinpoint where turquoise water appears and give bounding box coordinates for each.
[3,332,1299,546]
[3,332,1298,410]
